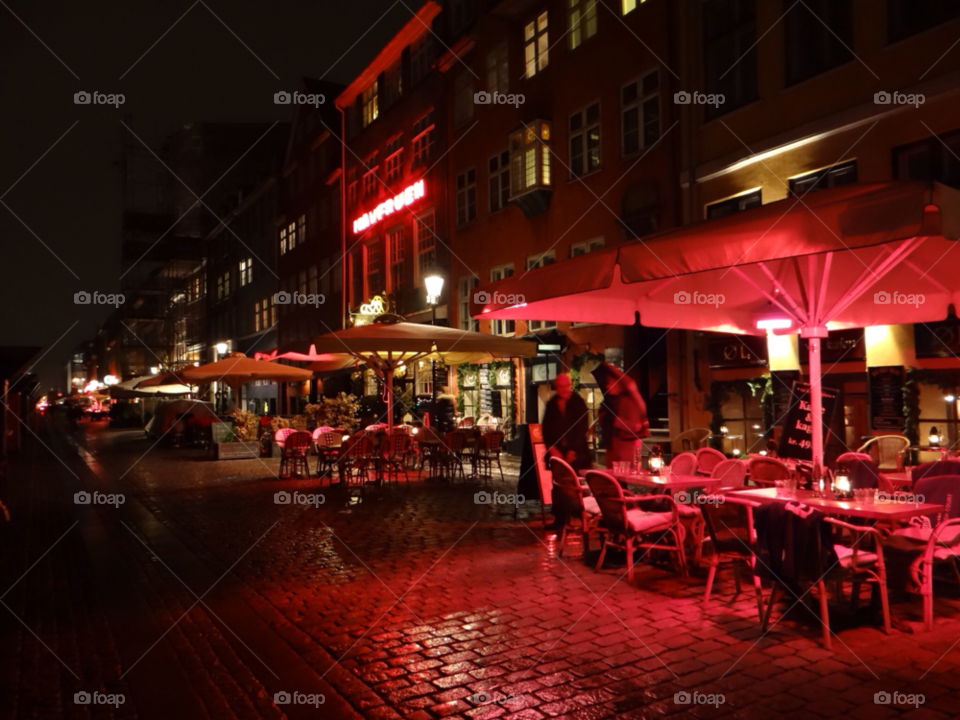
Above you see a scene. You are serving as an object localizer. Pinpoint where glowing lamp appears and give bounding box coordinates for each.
[150,366,159,375]
[929,426,941,447]
[648,445,663,474]
[946,395,956,403]
[720,424,729,436]
[216,342,228,355]
[103,375,118,386]
[424,275,444,305]
[756,315,793,330]
[759,450,768,456]
[412,427,419,435]
[835,473,851,493]
[732,448,741,457]
[342,434,351,442]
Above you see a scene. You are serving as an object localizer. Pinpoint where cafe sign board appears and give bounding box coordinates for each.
[707,335,767,369]
[777,382,840,461]
[869,366,905,431]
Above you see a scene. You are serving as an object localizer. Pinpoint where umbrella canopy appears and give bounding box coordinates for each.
[110,375,193,399]
[134,371,193,389]
[472,181,960,464]
[278,314,538,426]
[180,352,313,389]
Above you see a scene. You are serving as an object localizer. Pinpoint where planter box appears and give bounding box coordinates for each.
[214,442,260,460]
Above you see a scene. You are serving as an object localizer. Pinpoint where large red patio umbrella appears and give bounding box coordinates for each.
[471,182,960,464]
[277,314,538,426]
[180,352,313,389]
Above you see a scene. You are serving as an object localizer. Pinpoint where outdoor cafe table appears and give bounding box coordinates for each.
[730,487,944,522]
[612,471,724,495]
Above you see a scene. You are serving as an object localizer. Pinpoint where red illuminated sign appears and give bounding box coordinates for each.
[352,179,425,234]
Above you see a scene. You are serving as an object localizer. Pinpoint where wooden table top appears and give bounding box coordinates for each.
[730,487,944,521]
[612,472,724,491]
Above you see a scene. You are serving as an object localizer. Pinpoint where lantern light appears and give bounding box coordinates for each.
[648,444,663,474]
[424,275,444,305]
[216,342,228,355]
[930,426,942,447]
[150,366,159,375]
[835,473,852,493]
[720,424,729,436]
[946,395,956,403]
[732,447,741,457]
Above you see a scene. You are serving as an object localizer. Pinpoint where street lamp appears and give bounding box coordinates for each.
[216,342,228,356]
[424,275,444,323]
[150,366,159,375]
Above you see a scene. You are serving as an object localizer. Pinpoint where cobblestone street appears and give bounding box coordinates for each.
[4,420,960,719]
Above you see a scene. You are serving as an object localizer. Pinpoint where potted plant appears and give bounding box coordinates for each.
[214,410,261,460]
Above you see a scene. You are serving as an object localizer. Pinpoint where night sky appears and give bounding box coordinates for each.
[0,0,414,390]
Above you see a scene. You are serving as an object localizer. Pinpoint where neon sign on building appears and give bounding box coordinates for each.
[352,180,425,234]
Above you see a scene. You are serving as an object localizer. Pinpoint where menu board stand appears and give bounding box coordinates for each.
[777,382,840,461]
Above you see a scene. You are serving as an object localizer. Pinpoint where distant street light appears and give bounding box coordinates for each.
[425,274,445,402]
[216,342,228,355]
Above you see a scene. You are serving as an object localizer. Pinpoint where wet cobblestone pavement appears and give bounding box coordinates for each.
[4,419,960,718]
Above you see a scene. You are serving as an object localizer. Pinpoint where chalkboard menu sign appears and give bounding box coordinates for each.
[777,382,840,460]
[869,366,905,430]
[490,390,503,417]
[480,388,493,415]
[915,317,960,358]
[433,363,448,391]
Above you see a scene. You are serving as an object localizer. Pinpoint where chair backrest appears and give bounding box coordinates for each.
[700,496,758,555]
[286,431,312,453]
[390,424,413,435]
[674,428,711,453]
[696,447,726,474]
[840,458,883,489]
[444,430,467,453]
[311,426,334,442]
[912,460,960,482]
[458,416,475,428]
[858,435,909,466]
[748,457,792,481]
[550,457,586,513]
[318,431,342,448]
[365,423,388,434]
[913,475,960,525]
[836,451,872,463]
[670,452,697,475]
[584,470,627,532]
[484,430,504,453]
[711,459,747,489]
[274,427,296,446]
[387,433,411,456]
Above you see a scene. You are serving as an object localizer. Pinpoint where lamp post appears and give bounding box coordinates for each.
[215,342,228,413]
[424,274,444,403]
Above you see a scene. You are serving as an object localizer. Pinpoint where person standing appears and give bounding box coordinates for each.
[542,373,591,472]
[433,386,457,434]
[594,363,649,468]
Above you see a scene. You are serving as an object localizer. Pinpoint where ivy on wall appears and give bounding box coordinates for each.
[903,368,960,444]
[704,376,774,450]
[571,350,605,391]
[455,360,518,434]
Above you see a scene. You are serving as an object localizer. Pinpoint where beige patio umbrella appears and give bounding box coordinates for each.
[180,352,314,390]
[277,314,538,426]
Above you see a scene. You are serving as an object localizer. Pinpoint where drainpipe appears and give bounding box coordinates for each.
[338,104,347,330]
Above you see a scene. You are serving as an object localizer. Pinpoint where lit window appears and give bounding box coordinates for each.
[270,296,276,326]
[622,0,646,15]
[569,0,597,49]
[509,121,552,197]
[459,276,479,331]
[454,72,474,126]
[570,102,601,177]
[279,226,288,255]
[456,169,477,226]
[254,301,261,332]
[288,221,297,250]
[489,150,511,212]
[387,227,405,292]
[239,258,253,286]
[491,264,515,335]
[414,209,436,284]
[261,297,270,330]
[412,111,436,167]
[622,70,660,156]
[524,11,549,78]
[298,214,306,244]
[487,42,509,95]
[362,81,379,128]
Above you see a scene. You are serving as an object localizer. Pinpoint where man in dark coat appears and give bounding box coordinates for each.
[432,386,457,434]
[541,373,591,530]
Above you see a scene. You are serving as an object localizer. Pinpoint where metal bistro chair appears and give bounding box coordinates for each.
[439,430,468,482]
[679,459,749,566]
[315,431,343,481]
[279,431,312,478]
[476,430,506,483]
[700,495,764,619]
[340,434,377,486]
[381,432,412,485]
[550,458,604,557]
[585,470,686,580]
[696,447,726,476]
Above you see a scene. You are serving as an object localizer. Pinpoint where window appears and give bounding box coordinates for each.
[298,214,306,244]
[569,0,598,49]
[789,161,857,196]
[451,0,474,35]
[288,221,297,251]
[571,238,605,256]
[415,209,436,283]
[261,297,270,330]
[254,301,261,332]
[347,168,358,208]
[785,0,852,86]
[309,265,318,295]
[509,121,552,197]
[410,34,433,86]
[387,226,405,292]
[622,0,646,14]
[705,189,762,219]
[488,151,510,212]
[279,225,288,255]
[527,250,556,271]
[362,153,379,198]
[459,277,479,331]
[894,130,960,189]
[384,59,402,108]
[239,258,252,286]
[703,0,757,118]
[217,271,231,300]
[622,70,660,156]
[456,169,477,226]
[491,264,515,335]
[570,102,601,177]
[415,360,433,396]
[385,135,403,184]
[270,296,276,326]
[217,274,224,301]
[888,0,960,43]
[454,72,474,126]
[524,11,549,78]
[487,42,509,95]
[362,81,378,128]
[411,111,436,167]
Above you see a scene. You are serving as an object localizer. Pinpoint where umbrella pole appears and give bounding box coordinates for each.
[808,335,824,467]
[385,368,394,427]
